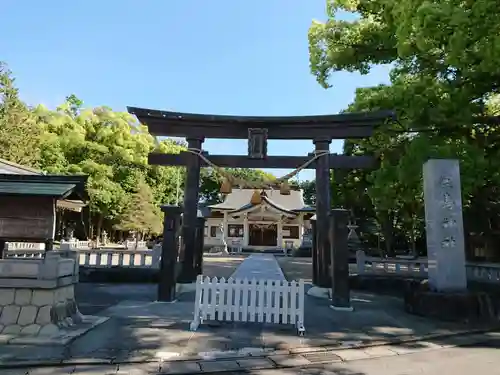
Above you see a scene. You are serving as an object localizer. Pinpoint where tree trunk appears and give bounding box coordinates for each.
[89,217,94,240]
[96,214,104,247]
[379,211,395,257]
[410,226,417,257]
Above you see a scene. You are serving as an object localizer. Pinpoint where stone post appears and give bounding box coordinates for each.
[423,159,467,292]
[44,239,54,252]
[158,205,182,302]
[222,212,228,252]
[243,213,249,247]
[178,137,204,283]
[356,250,366,275]
[193,216,206,276]
[311,216,318,285]
[329,209,353,311]
[313,139,332,287]
[277,219,283,249]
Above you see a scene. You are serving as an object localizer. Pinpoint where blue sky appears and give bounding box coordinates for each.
[2,0,390,180]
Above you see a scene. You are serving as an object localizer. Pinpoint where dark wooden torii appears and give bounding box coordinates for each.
[128,106,394,288]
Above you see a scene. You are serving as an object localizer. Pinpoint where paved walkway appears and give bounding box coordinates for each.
[230,254,286,281]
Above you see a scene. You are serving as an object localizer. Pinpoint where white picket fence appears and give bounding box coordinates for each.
[190,276,306,336]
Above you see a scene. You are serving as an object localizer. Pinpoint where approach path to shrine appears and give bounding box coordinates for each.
[229,254,287,281]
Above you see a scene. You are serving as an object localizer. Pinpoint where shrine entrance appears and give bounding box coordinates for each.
[128,106,394,301]
[249,223,277,247]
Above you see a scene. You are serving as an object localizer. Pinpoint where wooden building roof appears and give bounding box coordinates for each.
[209,189,314,214]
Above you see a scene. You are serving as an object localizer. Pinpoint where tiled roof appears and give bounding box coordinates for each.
[0,173,89,201]
[0,181,76,197]
[0,158,42,175]
[209,189,313,212]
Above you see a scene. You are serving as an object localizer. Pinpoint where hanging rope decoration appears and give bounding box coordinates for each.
[185,148,330,195]
[253,222,276,229]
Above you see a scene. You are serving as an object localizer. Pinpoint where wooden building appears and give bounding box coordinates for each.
[203,189,314,251]
[0,158,88,252]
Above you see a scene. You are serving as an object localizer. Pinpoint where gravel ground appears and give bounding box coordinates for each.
[76,255,246,315]
[276,257,313,282]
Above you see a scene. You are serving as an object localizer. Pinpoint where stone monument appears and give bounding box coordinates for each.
[219,222,229,255]
[423,159,467,292]
[102,230,108,246]
[347,222,361,254]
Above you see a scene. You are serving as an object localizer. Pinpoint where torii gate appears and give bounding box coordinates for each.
[128,107,394,300]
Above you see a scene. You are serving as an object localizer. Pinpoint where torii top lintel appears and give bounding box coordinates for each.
[127,107,395,140]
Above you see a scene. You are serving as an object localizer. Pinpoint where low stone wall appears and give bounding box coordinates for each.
[349,275,500,323]
[404,280,500,323]
[0,284,82,336]
[80,266,159,283]
[0,252,83,338]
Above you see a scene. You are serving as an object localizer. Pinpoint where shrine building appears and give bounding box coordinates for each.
[203,188,314,251]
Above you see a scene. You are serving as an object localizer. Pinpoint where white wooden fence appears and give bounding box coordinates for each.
[190,275,306,336]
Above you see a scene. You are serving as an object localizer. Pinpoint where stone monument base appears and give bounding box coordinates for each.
[176,282,197,295]
[404,280,499,323]
[307,286,330,299]
[0,285,83,337]
[0,252,108,345]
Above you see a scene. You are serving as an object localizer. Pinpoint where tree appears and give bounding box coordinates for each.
[0,62,42,167]
[309,0,500,97]
[65,94,83,117]
[115,180,162,247]
[299,180,316,206]
[308,1,500,257]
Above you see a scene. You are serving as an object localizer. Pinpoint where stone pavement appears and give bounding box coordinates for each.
[230,254,286,281]
[2,330,500,374]
[0,254,498,373]
[222,333,500,375]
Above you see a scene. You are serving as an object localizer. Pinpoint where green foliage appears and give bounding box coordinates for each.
[299,180,316,206]
[308,1,500,257]
[0,62,42,167]
[115,180,162,234]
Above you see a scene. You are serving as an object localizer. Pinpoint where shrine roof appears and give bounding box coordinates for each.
[0,173,89,201]
[0,181,76,197]
[0,158,43,175]
[230,196,297,215]
[209,189,313,213]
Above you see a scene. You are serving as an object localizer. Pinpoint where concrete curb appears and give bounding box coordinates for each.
[1,326,499,370]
